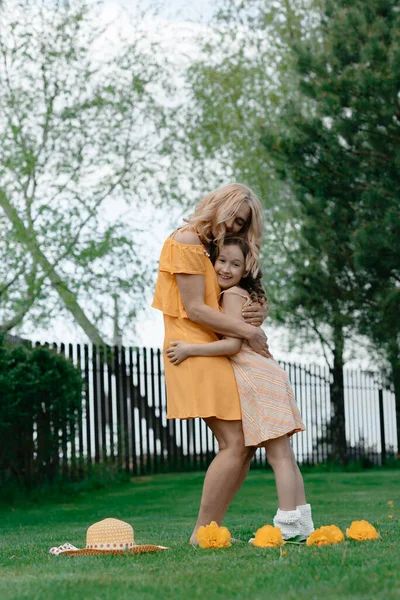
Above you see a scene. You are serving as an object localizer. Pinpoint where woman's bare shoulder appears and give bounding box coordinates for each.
[173,228,201,246]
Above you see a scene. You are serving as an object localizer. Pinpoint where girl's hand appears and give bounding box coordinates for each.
[242,301,267,327]
[166,340,192,365]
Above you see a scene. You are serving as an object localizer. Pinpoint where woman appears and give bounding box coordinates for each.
[152,183,269,543]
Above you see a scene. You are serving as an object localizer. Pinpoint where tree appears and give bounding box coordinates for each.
[262,0,400,454]
[0,336,83,487]
[331,0,400,437]
[0,0,176,344]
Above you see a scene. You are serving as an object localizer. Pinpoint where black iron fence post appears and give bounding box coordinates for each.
[378,387,386,465]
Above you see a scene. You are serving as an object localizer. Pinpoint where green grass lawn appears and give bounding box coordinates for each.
[0,470,399,600]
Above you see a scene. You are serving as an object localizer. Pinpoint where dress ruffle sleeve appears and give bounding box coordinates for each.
[159,239,206,275]
[152,238,207,318]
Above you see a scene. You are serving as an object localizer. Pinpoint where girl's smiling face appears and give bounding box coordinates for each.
[214,244,246,290]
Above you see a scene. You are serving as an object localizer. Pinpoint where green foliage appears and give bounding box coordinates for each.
[266,0,399,321]
[261,0,400,432]
[0,337,82,488]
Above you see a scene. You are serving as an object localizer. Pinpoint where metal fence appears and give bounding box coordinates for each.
[30,342,398,476]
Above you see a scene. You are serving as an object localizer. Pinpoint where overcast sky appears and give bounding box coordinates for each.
[109,0,215,22]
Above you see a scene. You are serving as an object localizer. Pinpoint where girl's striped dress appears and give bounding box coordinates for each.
[222,290,305,446]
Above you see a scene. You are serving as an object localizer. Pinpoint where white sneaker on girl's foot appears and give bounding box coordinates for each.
[297,503,315,537]
[273,508,303,540]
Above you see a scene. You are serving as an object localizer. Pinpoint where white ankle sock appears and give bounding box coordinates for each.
[273,508,301,539]
[297,503,315,536]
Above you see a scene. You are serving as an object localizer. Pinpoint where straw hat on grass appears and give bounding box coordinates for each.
[49,518,168,556]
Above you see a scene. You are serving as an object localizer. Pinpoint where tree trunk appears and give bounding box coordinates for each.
[329,324,347,464]
[388,339,400,453]
[0,190,107,345]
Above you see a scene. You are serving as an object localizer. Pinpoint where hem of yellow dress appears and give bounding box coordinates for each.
[166,413,242,421]
[158,268,206,275]
[151,303,190,319]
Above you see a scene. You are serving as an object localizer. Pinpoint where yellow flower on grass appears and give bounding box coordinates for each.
[388,501,393,507]
[196,521,231,549]
[388,515,393,519]
[306,525,344,547]
[307,530,331,547]
[346,520,379,541]
[322,525,344,543]
[251,525,285,548]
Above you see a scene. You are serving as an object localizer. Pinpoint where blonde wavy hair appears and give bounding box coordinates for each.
[186,183,263,277]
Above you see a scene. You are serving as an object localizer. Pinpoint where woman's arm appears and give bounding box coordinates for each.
[176,272,269,356]
[242,299,268,326]
[166,291,244,365]
[173,229,270,357]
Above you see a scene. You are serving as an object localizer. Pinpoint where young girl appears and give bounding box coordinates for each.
[166,238,314,540]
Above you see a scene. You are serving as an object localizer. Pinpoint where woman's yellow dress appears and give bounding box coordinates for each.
[152,233,241,420]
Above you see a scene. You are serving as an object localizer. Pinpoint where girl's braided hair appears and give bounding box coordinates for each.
[210,237,268,311]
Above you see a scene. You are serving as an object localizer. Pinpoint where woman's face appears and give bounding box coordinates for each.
[214,244,246,290]
[214,202,251,237]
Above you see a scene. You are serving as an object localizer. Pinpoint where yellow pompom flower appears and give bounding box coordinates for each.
[306,525,344,546]
[321,525,344,543]
[196,521,231,549]
[346,520,380,541]
[306,529,331,547]
[251,525,285,548]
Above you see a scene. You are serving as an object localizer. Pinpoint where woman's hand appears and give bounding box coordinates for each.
[247,327,273,359]
[242,300,268,327]
[166,340,192,365]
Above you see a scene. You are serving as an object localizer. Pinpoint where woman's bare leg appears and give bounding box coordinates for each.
[190,417,254,543]
[220,445,256,518]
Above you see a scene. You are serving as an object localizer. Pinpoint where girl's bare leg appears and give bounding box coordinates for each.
[190,417,254,544]
[263,435,297,510]
[289,446,314,534]
[261,435,313,539]
[290,447,307,506]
